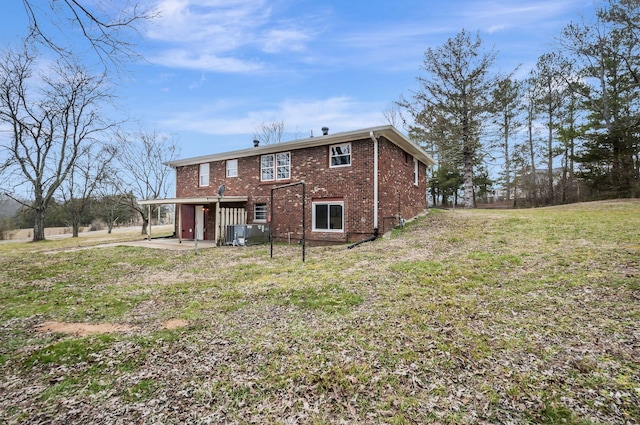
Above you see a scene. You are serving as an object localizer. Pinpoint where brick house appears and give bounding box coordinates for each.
[160,125,435,245]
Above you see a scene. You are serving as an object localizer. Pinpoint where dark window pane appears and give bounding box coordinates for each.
[315,204,328,229]
[329,204,343,229]
[254,203,267,220]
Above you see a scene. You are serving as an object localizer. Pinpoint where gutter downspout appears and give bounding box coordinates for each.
[349,132,379,250]
[369,131,379,233]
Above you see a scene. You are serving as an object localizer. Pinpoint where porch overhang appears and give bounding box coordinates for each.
[138,196,249,243]
[139,196,248,205]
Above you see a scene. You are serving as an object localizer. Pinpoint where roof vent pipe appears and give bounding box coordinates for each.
[253,139,260,147]
[321,127,329,136]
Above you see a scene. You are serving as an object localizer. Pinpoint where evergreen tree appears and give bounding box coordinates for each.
[561,1,640,197]
[492,78,523,202]
[399,29,500,208]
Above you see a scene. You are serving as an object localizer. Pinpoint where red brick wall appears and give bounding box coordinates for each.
[175,136,427,243]
[377,137,428,233]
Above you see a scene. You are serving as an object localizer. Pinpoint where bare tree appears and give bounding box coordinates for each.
[59,144,116,237]
[115,130,179,235]
[253,120,285,145]
[0,45,113,241]
[94,170,131,234]
[21,0,156,69]
[382,102,407,129]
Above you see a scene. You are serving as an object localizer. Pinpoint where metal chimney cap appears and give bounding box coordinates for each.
[321,127,329,135]
[253,139,260,147]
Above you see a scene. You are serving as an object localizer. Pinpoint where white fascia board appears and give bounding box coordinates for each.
[165,125,436,168]
[139,196,248,205]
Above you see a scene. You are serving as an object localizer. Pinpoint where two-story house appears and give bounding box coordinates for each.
[157,125,435,245]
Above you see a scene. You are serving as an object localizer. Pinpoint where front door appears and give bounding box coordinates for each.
[195,205,205,240]
[180,205,194,240]
[180,205,208,240]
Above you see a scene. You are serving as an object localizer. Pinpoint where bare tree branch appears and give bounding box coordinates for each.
[253,120,286,145]
[21,0,157,70]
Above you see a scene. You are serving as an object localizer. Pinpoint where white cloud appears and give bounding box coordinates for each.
[146,0,317,72]
[149,0,270,44]
[329,23,455,71]
[279,97,384,131]
[459,0,586,32]
[151,49,263,73]
[188,73,207,90]
[158,96,385,137]
[487,24,507,34]
[262,29,311,53]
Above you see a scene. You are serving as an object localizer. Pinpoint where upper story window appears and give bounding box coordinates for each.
[226,159,238,178]
[199,163,209,187]
[261,152,290,181]
[330,143,351,167]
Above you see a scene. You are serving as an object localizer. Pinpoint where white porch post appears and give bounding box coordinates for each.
[177,203,182,243]
[214,200,220,244]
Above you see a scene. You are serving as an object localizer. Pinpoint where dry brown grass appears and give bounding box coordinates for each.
[0,200,638,424]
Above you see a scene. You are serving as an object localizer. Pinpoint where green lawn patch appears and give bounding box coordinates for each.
[0,200,638,424]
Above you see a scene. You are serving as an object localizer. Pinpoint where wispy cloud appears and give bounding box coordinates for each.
[157,96,385,137]
[329,23,455,71]
[148,0,270,44]
[321,0,588,73]
[146,0,317,72]
[152,49,263,73]
[143,0,584,75]
[459,0,586,32]
[262,29,311,53]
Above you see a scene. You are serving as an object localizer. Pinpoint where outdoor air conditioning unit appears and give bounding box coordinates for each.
[225,224,270,246]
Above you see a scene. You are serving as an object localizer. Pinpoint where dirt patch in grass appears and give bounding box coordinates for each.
[36,319,189,336]
[161,319,188,330]
[36,321,138,336]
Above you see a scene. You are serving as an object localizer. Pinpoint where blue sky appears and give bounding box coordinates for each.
[1,0,600,160]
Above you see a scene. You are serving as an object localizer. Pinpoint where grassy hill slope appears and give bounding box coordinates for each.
[0,200,638,424]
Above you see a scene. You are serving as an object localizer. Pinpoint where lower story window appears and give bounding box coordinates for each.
[313,201,344,232]
[254,203,267,222]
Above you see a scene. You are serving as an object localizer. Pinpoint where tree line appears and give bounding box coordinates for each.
[398,0,640,208]
[3,0,638,242]
[0,1,175,241]
[0,51,179,241]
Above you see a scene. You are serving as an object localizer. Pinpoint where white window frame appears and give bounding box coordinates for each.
[199,163,209,187]
[276,152,290,180]
[312,201,344,232]
[329,142,351,168]
[226,159,238,178]
[254,203,267,222]
[261,155,274,181]
[414,159,419,186]
[261,152,290,181]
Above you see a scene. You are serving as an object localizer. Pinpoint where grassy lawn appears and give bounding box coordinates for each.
[0,200,638,424]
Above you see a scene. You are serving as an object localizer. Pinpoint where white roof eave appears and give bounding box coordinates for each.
[165,125,436,168]
[138,196,248,205]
